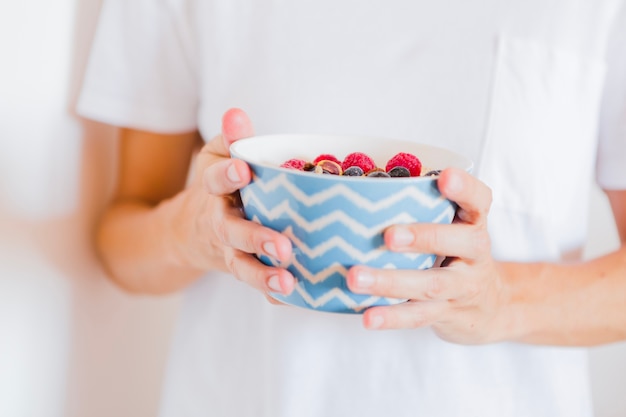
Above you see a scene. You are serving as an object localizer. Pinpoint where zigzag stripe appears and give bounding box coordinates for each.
[251,203,455,249]
[244,174,447,212]
[416,256,436,269]
[290,255,436,284]
[245,198,421,237]
[433,204,456,223]
[290,257,347,284]
[293,283,385,312]
[283,226,424,262]
[254,219,439,269]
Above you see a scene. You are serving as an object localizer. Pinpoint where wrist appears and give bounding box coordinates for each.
[156,191,196,269]
[494,261,549,343]
[157,188,227,274]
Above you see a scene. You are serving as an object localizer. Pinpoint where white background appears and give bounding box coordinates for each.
[0,1,625,416]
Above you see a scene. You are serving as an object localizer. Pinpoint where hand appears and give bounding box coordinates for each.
[346,168,507,344]
[169,108,295,296]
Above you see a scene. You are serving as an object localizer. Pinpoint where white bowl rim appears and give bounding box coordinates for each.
[230,133,474,183]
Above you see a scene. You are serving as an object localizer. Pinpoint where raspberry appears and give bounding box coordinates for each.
[385,152,422,177]
[342,152,376,173]
[280,158,306,170]
[312,154,341,165]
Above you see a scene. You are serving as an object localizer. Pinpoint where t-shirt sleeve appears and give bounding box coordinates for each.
[597,4,626,190]
[76,0,198,133]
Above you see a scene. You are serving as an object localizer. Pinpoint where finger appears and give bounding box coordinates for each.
[201,108,255,158]
[362,300,448,330]
[224,248,295,295]
[347,265,473,301]
[214,213,293,264]
[203,158,252,196]
[264,293,289,305]
[221,108,255,148]
[384,222,490,260]
[437,168,492,225]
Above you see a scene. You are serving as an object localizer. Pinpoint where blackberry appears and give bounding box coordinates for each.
[424,170,441,177]
[388,166,411,177]
[343,166,364,176]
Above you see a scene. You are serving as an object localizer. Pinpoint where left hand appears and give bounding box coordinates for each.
[346,168,508,344]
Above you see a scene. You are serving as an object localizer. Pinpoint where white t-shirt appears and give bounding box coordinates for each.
[78,1,626,416]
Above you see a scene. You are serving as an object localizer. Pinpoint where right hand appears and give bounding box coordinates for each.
[168,108,295,296]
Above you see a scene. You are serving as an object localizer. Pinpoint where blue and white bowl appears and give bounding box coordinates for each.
[230,135,473,314]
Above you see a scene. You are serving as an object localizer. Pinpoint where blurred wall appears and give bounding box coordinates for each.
[0,1,624,417]
[0,1,180,417]
[585,187,626,417]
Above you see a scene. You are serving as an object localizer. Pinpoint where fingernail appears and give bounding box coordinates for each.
[446,173,462,194]
[267,275,282,292]
[392,227,414,247]
[262,241,279,259]
[368,314,385,329]
[355,269,375,289]
[227,163,241,184]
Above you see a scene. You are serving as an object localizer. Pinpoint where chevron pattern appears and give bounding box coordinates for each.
[242,164,456,314]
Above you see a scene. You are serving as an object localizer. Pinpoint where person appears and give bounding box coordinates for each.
[77,0,626,416]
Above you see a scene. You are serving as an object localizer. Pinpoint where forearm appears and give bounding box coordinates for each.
[95,196,218,295]
[503,246,626,346]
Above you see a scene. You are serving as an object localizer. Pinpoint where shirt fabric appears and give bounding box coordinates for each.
[78,1,626,416]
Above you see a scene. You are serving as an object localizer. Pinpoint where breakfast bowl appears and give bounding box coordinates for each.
[230,134,473,314]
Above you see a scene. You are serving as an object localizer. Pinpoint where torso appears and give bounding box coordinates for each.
[158,1,624,416]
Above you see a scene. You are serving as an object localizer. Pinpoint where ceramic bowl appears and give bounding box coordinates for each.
[230,134,473,314]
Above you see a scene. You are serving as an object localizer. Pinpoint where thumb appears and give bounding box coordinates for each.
[222,108,255,149]
[197,107,255,161]
[201,108,255,157]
